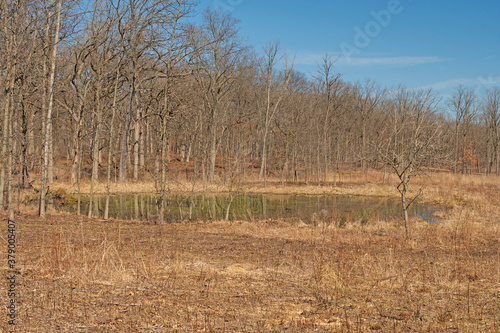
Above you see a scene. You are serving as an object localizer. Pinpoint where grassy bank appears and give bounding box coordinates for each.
[1,210,499,331]
[44,169,500,204]
[3,171,499,331]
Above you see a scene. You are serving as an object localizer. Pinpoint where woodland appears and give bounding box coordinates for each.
[1,0,499,221]
[2,1,500,331]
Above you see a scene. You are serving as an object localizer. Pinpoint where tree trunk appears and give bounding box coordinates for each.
[159,76,171,223]
[0,78,10,209]
[28,105,34,167]
[140,117,145,167]
[39,0,62,217]
[89,80,103,218]
[7,99,14,220]
[105,68,120,220]
[133,108,140,180]
[159,112,168,223]
[20,97,29,187]
[48,119,54,183]
[0,29,14,209]
[119,72,136,183]
[260,126,268,187]
[71,115,82,184]
[208,121,217,183]
[401,184,410,238]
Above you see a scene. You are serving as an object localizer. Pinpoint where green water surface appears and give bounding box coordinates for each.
[57,193,442,224]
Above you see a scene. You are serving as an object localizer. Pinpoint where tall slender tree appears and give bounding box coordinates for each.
[39,0,62,217]
[258,41,293,187]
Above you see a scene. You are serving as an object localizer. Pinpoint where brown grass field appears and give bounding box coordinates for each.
[1,170,500,332]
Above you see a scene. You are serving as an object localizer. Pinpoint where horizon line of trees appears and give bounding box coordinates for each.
[1,0,499,219]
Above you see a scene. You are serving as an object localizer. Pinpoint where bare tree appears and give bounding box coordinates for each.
[153,0,195,222]
[258,41,293,187]
[39,0,62,217]
[483,87,500,174]
[314,53,341,184]
[379,87,441,238]
[88,0,122,218]
[0,0,33,215]
[277,71,313,184]
[0,0,15,211]
[352,79,385,178]
[449,85,478,173]
[57,38,92,185]
[104,65,122,219]
[191,8,245,183]
[116,0,176,183]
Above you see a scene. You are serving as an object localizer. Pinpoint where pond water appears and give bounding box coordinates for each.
[57,193,442,224]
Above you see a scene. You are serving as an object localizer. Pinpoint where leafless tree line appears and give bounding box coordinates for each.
[0,0,499,219]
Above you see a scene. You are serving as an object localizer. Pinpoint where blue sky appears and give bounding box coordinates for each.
[195,0,500,99]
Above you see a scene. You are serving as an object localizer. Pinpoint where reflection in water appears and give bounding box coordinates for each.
[57,194,443,224]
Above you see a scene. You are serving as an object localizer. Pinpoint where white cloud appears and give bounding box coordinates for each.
[340,56,446,66]
[292,51,330,66]
[422,75,500,91]
[292,51,447,67]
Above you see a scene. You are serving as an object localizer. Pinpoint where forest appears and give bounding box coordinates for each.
[2,1,500,331]
[0,0,499,219]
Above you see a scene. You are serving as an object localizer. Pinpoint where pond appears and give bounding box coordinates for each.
[56,193,442,225]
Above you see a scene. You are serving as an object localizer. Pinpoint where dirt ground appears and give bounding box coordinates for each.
[1,207,499,332]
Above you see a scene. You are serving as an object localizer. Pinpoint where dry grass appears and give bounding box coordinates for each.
[1,211,499,332]
[46,179,224,196]
[46,169,500,209]
[3,170,499,331]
